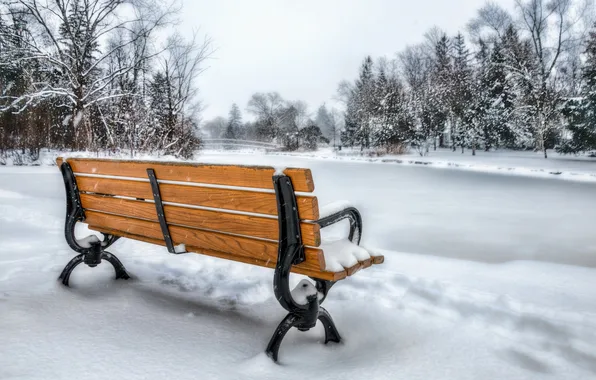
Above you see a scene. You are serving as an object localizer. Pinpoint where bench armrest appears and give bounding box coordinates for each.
[316,203,362,245]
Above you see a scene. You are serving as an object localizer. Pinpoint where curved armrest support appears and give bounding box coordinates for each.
[60,162,119,254]
[316,206,363,245]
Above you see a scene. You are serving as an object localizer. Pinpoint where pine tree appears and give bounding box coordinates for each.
[225,103,243,139]
[341,94,359,147]
[278,105,300,150]
[299,120,327,151]
[466,39,491,155]
[315,104,333,141]
[354,56,375,149]
[559,23,596,154]
[485,40,516,148]
[451,32,473,153]
[433,34,452,148]
[500,24,535,149]
[374,73,411,151]
[148,71,176,150]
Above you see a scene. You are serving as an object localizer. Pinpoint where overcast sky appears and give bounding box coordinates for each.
[179,0,515,121]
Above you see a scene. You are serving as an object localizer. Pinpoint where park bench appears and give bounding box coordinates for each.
[55,157,384,362]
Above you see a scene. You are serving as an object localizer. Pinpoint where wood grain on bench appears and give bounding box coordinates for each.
[80,194,321,246]
[75,176,320,220]
[91,227,347,282]
[57,157,315,192]
[84,211,344,280]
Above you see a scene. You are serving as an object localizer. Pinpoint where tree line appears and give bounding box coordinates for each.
[340,0,596,157]
[0,0,211,161]
[205,0,595,158]
[203,93,343,151]
[3,0,596,160]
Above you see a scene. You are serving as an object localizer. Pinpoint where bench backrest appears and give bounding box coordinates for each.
[57,157,328,278]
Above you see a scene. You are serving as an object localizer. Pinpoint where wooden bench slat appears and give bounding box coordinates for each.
[75,176,320,220]
[80,194,321,247]
[84,211,326,273]
[359,257,373,269]
[58,157,315,192]
[92,227,347,281]
[372,255,384,264]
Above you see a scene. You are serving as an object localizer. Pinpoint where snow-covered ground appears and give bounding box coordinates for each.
[1,153,595,379]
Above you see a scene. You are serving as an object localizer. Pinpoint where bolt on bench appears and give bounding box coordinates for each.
[55,157,384,362]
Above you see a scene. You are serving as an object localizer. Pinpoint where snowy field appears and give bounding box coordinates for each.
[1,153,596,379]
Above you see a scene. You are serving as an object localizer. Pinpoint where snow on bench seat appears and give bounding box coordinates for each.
[321,238,384,276]
[319,200,353,219]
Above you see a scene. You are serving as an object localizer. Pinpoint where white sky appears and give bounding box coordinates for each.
[179,0,515,121]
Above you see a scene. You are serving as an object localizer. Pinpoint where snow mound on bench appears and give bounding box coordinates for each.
[319,200,353,219]
[290,279,319,305]
[321,238,371,272]
[76,234,100,248]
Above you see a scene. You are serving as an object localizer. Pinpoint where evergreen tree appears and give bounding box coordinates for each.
[278,105,300,150]
[315,104,333,141]
[500,24,535,149]
[148,71,176,150]
[451,32,473,153]
[224,103,243,139]
[466,39,491,155]
[485,39,516,148]
[299,121,328,150]
[341,94,359,147]
[353,56,375,149]
[559,23,596,154]
[432,34,452,148]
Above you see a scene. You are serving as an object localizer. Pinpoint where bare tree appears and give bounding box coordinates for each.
[329,108,344,147]
[468,2,514,42]
[0,0,179,149]
[399,44,431,91]
[246,92,287,141]
[246,92,286,119]
[150,32,212,156]
[513,0,589,157]
[334,80,354,105]
[287,100,309,129]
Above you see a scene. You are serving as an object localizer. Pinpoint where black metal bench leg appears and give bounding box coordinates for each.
[58,244,130,287]
[59,162,131,287]
[58,253,85,287]
[101,251,131,281]
[318,307,341,344]
[265,313,301,362]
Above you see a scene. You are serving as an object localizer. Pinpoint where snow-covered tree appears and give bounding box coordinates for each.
[451,32,473,153]
[224,103,243,139]
[299,120,328,151]
[315,104,333,141]
[559,22,596,154]
[0,0,179,150]
[246,92,287,142]
[511,0,586,157]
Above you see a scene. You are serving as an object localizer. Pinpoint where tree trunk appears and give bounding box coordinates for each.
[72,105,88,151]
